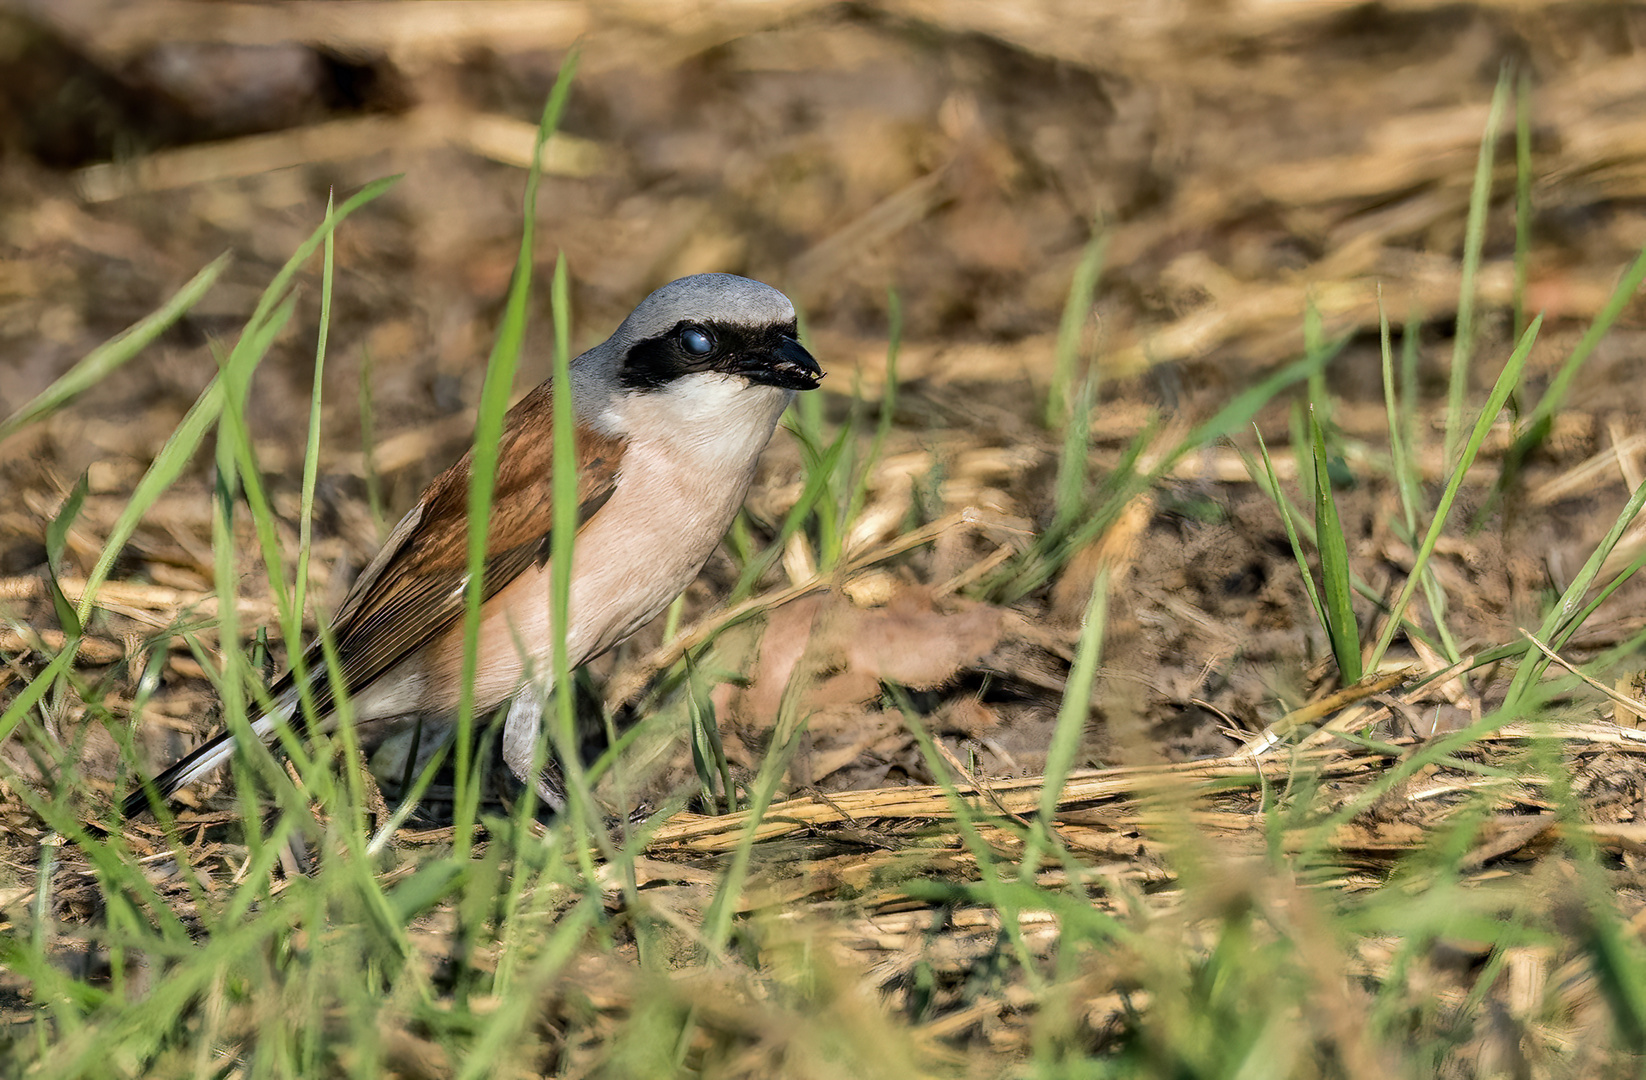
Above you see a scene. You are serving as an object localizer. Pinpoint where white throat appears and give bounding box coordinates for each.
[602,373,795,464]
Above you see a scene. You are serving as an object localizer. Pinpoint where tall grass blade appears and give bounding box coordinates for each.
[1516,243,1646,456]
[44,472,89,641]
[0,254,229,444]
[701,671,811,955]
[76,179,396,624]
[1254,428,1329,638]
[1051,376,1096,537]
[542,248,609,882]
[1046,228,1107,428]
[1380,296,1461,662]
[1022,568,1106,877]
[1513,67,1534,339]
[1369,316,1540,671]
[452,50,580,851]
[294,192,336,632]
[1505,477,1646,708]
[1310,406,1362,683]
[1444,67,1511,465]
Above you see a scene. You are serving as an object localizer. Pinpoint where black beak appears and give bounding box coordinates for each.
[742,336,824,391]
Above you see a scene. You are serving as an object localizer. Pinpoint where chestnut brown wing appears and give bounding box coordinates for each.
[275,382,624,726]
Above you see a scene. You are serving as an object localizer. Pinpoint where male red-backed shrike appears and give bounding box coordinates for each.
[125,273,823,816]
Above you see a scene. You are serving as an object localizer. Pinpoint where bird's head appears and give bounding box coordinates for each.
[611,273,823,394]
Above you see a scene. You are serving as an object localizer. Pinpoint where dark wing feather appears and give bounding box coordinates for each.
[275,381,624,731]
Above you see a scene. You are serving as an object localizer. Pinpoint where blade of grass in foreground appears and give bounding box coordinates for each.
[1310,405,1362,683]
[0,254,229,444]
[290,194,377,832]
[700,668,813,957]
[1050,375,1097,538]
[541,249,616,884]
[1255,427,1329,641]
[1443,66,1510,465]
[1380,295,1461,663]
[450,48,580,857]
[1046,227,1107,429]
[293,195,335,649]
[209,299,329,818]
[1504,476,1646,709]
[1367,316,1540,672]
[75,178,397,625]
[1021,568,1107,878]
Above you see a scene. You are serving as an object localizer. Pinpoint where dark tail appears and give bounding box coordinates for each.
[121,728,242,817]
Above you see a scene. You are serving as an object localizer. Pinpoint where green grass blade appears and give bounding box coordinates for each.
[1519,243,1646,449]
[76,377,224,623]
[842,288,902,548]
[1303,297,1329,426]
[1379,296,1461,663]
[1022,568,1106,877]
[0,254,229,444]
[1505,477,1646,707]
[1583,902,1646,1053]
[452,50,580,852]
[294,192,336,633]
[542,248,610,884]
[1369,316,1540,671]
[1513,66,1534,339]
[701,672,812,955]
[1050,376,1097,537]
[1254,427,1328,637]
[1379,294,1421,536]
[1046,228,1107,428]
[1444,66,1511,464]
[45,472,90,639]
[1310,406,1362,683]
[0,647,75,748]
[453,304,525,849]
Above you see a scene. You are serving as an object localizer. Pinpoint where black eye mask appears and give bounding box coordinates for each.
[619,318,820,392]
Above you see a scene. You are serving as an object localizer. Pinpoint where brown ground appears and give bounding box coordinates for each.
[3,0,1646,1066]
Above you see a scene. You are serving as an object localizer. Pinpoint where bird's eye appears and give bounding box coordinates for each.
[678,327,715,357]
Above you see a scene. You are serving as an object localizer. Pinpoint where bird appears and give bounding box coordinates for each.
[124,273,823,817]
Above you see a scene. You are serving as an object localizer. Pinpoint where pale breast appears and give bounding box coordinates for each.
[412,382,789,712]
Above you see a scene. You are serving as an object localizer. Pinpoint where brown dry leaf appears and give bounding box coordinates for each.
[730,585,1008,731]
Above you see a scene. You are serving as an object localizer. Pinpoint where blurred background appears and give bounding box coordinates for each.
[7,1,1644,433]
[2,0,1645,782]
